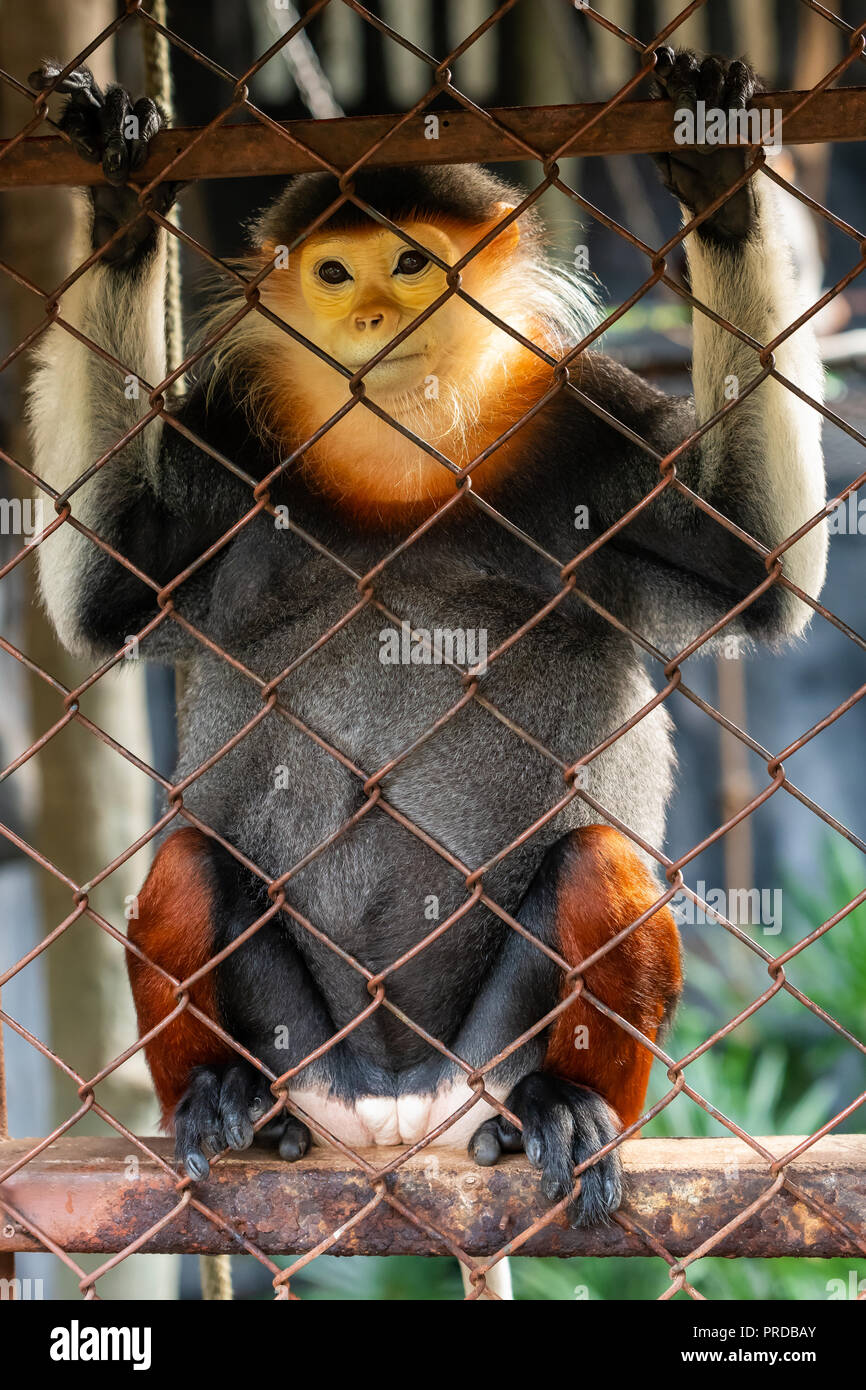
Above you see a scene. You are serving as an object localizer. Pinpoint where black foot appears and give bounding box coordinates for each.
[649,48,763,243]
[29,61,182,264]
[469,1073,622,1227]
[174,1062,311,1181]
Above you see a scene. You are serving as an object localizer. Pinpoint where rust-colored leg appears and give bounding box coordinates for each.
[543,824,682,1128]
[127,828,231,1128]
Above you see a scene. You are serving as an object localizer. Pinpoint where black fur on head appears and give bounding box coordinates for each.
[251,164,542,257]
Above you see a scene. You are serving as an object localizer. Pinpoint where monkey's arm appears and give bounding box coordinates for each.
[29,241,251,660]
[562,178,826,651]
[545,54,826,651]
[28,65,250,661]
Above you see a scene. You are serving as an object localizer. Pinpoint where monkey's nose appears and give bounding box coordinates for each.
[354,311,384,331]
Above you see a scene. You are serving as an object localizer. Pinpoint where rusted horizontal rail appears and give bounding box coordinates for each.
[1,89,864,189]
[1,1135,864,1257]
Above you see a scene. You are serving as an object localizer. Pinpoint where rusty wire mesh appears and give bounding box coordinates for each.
[0,0,865,1301]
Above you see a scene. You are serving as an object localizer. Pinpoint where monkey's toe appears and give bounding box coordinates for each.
[468,1126,502,1167]
[468,1073,622,1227]
[219,1063,260,1150]
[278,1118,312,1161]
[175,1061,271,1180]
[255,1109,312,1161]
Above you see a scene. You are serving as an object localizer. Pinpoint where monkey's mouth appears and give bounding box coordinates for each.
[357,351,427,387]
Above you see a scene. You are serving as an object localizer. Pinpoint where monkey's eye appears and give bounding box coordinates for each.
[394,249,429,277]
[317,260,352,285]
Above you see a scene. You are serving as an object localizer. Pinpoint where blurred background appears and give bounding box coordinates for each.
[0,0,864,1300]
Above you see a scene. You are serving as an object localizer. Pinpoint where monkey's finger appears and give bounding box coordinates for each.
[256,1115,287,1145]
[100,84,133,185]
[649,44,681,99]
[468,1112,522,1167]
[175,1065,226,1180]
[662,50,702,109]
[569,1152,622,1230]
[697,55,724,108]
[250,1104,311,1160]
[183,1148,211,1182]
[723,59,759,110]
[567,1116,615,1228]
[278,1116,311,1161]
[29,62,103,106]
[519,1103,578,1203]
[128,96,164,171]
[468,1119,502,1166]
[652,45,676,85]
[248,1091,271,1124]
[56,100,103,164]
[175,1112,212,1181]
[202,1120,227,1159]
[217,1064,258,1151]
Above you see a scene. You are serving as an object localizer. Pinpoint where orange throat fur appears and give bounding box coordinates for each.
[257,329,559,524]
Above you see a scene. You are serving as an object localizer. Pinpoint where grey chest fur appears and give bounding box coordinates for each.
[174,572,674,969]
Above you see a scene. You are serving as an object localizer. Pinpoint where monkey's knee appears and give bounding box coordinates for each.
[128,829,231,1126]
[545,824,681,988]
[539,824,682,1128]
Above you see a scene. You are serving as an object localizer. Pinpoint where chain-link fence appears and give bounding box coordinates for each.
[0,0,865,1301]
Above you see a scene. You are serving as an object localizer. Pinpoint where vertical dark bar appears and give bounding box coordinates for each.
[431,0,450,62]
[0,990,6,1142]
[0,989,14,1297]
[634,0,659,40]
[774,0,799,84]
[361,0,390,112]
[707,0,736,56]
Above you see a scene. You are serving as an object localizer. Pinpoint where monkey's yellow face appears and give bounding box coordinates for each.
[237,204,547,512]
[294,222,464,394]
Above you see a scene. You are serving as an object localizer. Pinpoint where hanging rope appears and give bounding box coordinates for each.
[142,4,226,1302]
[259,1,343,118]
[198,1253,235,1301]
[141,0,185,397]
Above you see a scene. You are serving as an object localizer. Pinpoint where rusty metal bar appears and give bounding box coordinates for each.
[1,1135,864,1258]
[1,89,865,189]
[0,994,13,1294]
